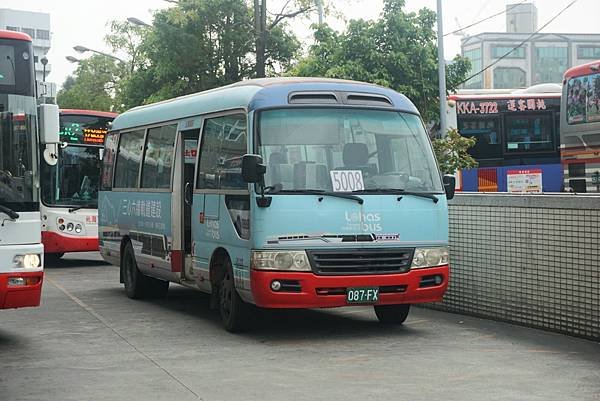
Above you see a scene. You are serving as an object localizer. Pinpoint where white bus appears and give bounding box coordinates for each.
[0,30,58,309]
[40,109,117,261]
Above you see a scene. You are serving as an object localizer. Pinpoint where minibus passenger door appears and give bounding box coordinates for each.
[182,129,200,258]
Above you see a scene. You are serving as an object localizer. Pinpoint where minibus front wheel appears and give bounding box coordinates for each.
[219,258,253,332]
[374,304,411,324]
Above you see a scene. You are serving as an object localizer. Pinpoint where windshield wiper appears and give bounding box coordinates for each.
[68,204,97,213]
[354,188,439,203]
[273,189,364,205]
[0,204,20,220]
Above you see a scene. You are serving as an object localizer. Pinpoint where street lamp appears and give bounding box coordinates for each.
[40,56,48,82]
[127,17,151,27]
[72,45,125,63]
[65,55,80,63]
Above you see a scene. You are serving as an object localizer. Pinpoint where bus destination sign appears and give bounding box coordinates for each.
[456,98,549,115]
[60,122,108,145]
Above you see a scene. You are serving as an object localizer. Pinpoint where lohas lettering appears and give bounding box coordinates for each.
[344,212,382,232]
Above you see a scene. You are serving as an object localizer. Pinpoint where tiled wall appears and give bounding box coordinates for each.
[428,194,600,340]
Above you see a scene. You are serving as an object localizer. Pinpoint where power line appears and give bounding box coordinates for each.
[459,0,578,86]
[444,0,528,37]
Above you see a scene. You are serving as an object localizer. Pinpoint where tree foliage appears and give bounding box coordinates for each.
[115,0,301,108]
[291,0,470,122]
[432,128,478,175]
[56,55,122,111]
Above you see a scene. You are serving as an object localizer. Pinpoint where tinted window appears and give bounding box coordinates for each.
[505,114,553,152]
[114,130,145,188]
[101,132,119,191]
[458,117,502,160]
[463,47,482,89]
[494,67,526,89]
[141,125,176,189]
[491,46,525,59]
[534,47,567,84]
[197,114,247,190]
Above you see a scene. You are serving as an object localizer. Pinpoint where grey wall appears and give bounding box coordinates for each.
[428,193,600,340]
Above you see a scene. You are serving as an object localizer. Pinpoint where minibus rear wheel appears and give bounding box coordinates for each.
[374,304,410,324]
[219,258,252,332]
[122,241,169,299]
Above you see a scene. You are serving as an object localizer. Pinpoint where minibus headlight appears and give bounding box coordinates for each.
[411,247,449,268]
[252,251,311,271]
[13,254,41,269]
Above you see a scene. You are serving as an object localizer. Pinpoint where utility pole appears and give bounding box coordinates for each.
[254,0,267,78]
[316,0,324,25]
[436,0,447,137]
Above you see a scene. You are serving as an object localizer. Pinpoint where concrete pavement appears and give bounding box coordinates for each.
[1,252,599,401]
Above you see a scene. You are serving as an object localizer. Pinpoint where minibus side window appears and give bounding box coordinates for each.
[141,124,177,189]
[101,132,119,191]
[114,129,145,188]
[197,114,247,190]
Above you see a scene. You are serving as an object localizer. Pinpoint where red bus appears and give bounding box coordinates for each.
[40,109,117,261]
[561,60,600,192]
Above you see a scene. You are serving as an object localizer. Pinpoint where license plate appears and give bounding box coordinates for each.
[346,287,379,304]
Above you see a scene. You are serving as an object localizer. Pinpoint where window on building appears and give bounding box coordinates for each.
[463,47,483,89]
[534,46,568,84]
[493,67,526,89]
[505,114,553,152]
[577,46,600,59]
[491,45,525,59]
[114,129,145,188]
[197,114,247,190]
[6,26,19,32]
[36,30,50,40]
[141,125,176,189]
[21,28,35,38]
[458,117,502,160]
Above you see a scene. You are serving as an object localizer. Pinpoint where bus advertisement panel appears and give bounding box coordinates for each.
[40,110,117,260]
[448,87,562,192]
[561,61,600,192]
[99,78,453,332]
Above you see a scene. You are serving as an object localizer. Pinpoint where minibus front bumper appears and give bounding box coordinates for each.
[250,265,449,309]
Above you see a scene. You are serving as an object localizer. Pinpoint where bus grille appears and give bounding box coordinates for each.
[307,248,414,275]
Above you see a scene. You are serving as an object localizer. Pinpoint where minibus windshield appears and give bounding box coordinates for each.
[257,108,443,193]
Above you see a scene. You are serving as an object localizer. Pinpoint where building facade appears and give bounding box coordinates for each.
[462,3,600,90]
[0,8,51,81]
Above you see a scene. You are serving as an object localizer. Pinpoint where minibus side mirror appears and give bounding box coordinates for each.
[443,175,456,200]
[242,154,272,207]
[242,154,266,183]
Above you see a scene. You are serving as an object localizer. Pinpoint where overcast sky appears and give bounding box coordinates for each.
[2,0,599,87]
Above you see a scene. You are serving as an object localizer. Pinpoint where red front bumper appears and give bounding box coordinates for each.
[250,265,449,308]
[0,271,44,309]
[42,231,99,254]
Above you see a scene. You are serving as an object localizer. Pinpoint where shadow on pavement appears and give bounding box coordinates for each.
[44,256,110,269]
[101,284,420,341]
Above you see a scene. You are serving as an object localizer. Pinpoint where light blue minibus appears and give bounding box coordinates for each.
[98,78,454,331]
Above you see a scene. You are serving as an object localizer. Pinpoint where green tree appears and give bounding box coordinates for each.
[432,128,478,175]
[291,0,471,122]
[56,55,122,111]
[115,0,301,108]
